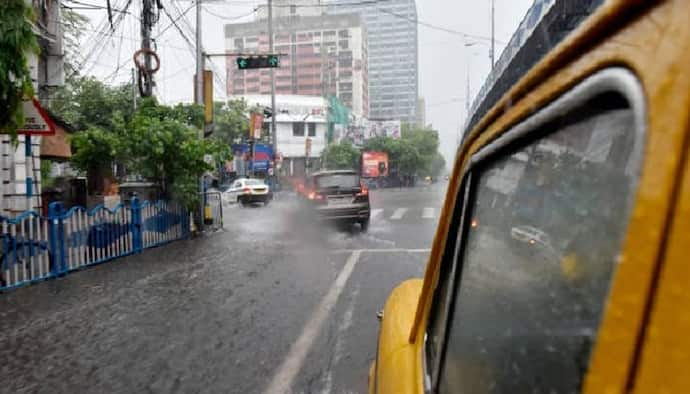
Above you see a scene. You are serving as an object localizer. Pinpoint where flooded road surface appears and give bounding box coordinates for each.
[0,184,446,394]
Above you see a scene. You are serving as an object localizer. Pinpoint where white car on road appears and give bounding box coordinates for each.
[222,178,271,206]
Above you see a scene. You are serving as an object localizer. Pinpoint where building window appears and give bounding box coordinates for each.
[339,40,349,50]
[293,122,305,136]
[308,123,316,137]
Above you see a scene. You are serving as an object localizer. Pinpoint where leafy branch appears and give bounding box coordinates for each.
[0,0,40,138]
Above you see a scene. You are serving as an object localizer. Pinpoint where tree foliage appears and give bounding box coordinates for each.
[362,123,445,177]
[322,140,360,170]
[122,99,229,207]
[211,100,249,144]
[70,126,122,175]
[49,76,135,130]
[68,97,230,209]
[0,0,39,138]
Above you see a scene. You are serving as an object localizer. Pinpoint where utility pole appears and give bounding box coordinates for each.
[195,0,205,231]
[195,0,204,106]
[141,0,154,96]
[490,0,495,69]
[268,0,278,176]
[131,68,137,110]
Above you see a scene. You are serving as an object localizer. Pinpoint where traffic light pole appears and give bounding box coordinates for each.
[268,0,278,178]
[196,0,205,232]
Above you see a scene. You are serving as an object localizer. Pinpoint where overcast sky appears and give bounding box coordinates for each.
[77,0,533,167]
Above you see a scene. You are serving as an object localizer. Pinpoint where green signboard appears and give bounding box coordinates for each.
[236,55,280,70]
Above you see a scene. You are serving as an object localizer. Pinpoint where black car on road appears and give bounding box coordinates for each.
[303,170,371,231]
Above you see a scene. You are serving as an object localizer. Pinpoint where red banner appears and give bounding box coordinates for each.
[250,112,264,139]
[362,151,389,178]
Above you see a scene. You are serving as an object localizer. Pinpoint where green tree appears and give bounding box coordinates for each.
[362,124,444,178]
[322,140,360,170]
[70,125,123,193]
[430,152,447,178]
[67,97,230,208]
[0,0,39,138]
[120,99,230,208]
[211,99,249,144]
[49,76,135,131]
[395,139,422,177]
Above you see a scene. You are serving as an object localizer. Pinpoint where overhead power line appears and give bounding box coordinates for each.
[266,0,391,7]
[376,7,506,45]
[164,0,228,98]
[155,2,196,38]
[202,6,259,20]
[75,0,134,78]
[159,3,197,51]
[63,0,136,16]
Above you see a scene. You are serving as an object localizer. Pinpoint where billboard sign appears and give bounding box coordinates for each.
[341,120,401,146]
[361,151,389,178]
[232,143,274,173]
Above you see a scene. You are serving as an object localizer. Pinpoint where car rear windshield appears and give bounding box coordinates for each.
[314,174,360,189]
[245,179,265,186]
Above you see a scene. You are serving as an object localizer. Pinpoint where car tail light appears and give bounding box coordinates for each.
[356,182,369,197]
[471,218,479,228]
[308,191,325,201]
[243,187,251,194]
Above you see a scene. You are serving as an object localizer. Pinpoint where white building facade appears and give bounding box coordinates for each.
[234,95,329,177]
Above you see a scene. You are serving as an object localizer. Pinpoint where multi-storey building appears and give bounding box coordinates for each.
[1,0,64,215]
[328,0,418,123]
[225,13,368,118]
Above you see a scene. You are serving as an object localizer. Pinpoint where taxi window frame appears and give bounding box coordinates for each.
[423,67,646,393]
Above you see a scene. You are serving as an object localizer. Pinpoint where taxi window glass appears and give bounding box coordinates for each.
[439,93,640,393]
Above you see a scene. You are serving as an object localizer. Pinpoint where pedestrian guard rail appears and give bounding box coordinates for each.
[0,198,189,291]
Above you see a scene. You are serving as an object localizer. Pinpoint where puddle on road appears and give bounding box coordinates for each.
[223,196,401,251]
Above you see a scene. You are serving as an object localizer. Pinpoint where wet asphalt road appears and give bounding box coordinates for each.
[0,183,447,394]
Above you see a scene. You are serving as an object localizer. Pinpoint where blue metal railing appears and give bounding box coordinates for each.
[0,198,189,291]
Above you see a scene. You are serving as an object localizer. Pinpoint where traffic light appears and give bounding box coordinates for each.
[236,55,280,70]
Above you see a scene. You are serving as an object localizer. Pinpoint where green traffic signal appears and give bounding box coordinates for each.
[268,55,279,67]
[236,55,280,70]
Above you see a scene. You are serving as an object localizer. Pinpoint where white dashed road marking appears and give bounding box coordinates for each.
[390,208,408,220]
[264,250,362,394]
[370,208,383,219]
[422,207,435,219]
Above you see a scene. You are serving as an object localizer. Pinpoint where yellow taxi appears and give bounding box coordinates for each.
[369,0,690,393]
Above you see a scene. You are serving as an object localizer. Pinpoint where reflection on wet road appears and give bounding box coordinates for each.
[0,184,446,393]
